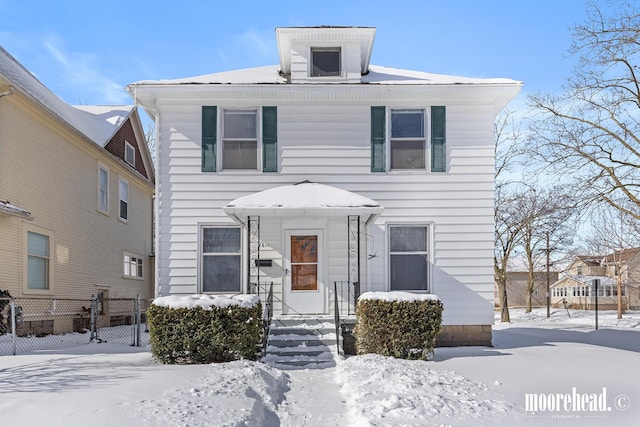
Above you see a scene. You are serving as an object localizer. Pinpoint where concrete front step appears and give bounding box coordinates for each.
[263,317,339,369]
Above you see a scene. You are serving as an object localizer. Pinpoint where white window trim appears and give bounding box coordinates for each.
[124,140,136,167]
[309,46,343,78]
[123,251,144,280]
[388,108,428,172]
[118,177,129,222]
[198,224,244,294]
[219,108,262,172]
[97,163,109,215]
[23,225,54,295]
[386,222,433,293]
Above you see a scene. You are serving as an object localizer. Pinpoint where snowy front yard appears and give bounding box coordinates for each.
[1,308,639,426]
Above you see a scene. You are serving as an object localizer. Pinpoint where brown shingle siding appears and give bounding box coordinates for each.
[104,119,149,178]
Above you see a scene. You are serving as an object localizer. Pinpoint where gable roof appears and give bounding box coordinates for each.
[0,45,136,148]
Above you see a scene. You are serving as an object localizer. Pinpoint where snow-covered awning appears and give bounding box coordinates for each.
[0,200,32,220]
[223,182,383,224]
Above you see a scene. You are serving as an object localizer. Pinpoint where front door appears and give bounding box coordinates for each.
[284,230,325,314]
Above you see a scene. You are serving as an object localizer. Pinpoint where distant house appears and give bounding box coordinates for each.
[0,46,155,333]
[494,258,559,308]
[128,26,522,346]
[551,248,640,310]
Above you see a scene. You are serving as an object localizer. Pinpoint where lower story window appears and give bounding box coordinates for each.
[202,226,241,292]
[27,231,50,290]
[389,225,429,291]
[123,253,143,278]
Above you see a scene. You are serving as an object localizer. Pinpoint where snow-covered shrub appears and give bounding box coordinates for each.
[354,292,443,360]
[147,294,263,364]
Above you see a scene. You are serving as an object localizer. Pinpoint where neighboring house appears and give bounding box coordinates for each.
[494,258,559,308]
[551,248,640,310]
[0,46,155,333]
[128,26,522,346]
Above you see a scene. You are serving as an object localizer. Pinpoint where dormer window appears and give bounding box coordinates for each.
[311,47,341,77]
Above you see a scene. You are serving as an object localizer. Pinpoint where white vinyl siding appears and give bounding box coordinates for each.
[154,101,496,325]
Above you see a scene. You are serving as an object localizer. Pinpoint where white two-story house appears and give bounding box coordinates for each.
[128,26,521,345]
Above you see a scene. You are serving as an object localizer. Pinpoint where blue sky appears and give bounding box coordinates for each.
[0,0,616,113]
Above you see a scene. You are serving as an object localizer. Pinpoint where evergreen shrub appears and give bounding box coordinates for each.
[354,294,443,360]
[147,300,263,364]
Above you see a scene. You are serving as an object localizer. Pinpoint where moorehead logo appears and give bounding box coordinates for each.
[525,387,630,413]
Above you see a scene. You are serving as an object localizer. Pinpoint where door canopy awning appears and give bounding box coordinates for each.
[224,181,383,223]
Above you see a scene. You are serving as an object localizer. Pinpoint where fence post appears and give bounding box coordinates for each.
[134,294,141,347]
[89,294,97,342]
[10,299,16,355]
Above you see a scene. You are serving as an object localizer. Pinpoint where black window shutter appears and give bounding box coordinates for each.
[431,106,446,172]
[262,106,277,172]
[202,106,217,172]
[371,106,386,172]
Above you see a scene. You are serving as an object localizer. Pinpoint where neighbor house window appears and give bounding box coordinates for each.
[223,109,258,170]
[389,225,429,291]
[124,141,135,167]
[123,253,143,278]
[98,165,109,213]
[119,178,129,221]
[311,47,341,77]
[202,227,241,292]
[27,231,50,290]
[390,109,426,170]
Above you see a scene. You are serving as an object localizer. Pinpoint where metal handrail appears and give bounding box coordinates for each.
[249,281,274,353]
[333,280,360,355]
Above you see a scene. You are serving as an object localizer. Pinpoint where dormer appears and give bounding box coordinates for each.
[276,26,376,84]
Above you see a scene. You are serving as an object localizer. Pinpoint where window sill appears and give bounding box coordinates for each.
[123,275,144,281]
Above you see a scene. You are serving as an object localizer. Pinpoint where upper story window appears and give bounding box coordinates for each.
[124,141,136,167]
[98,165,109,214]
[371,106,446,173]
[202,106,277,173]
[119,178,129,221]
[223,109,258,170]
[311,47,341,77]
[391,109,425,170]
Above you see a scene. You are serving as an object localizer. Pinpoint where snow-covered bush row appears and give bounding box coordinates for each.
[147,294,263,364]
[354,291,442,360]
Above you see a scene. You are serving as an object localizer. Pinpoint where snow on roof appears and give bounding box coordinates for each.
[152,294,260,310]
[130,64,521,86]
[0,200,32,220]
[359,291,441,302]
[0,46,134,147]
[223,182,383,223]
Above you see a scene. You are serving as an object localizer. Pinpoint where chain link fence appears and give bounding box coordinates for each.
[0,295,152,356]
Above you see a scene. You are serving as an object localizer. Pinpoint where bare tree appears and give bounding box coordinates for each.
[528,1,640,220]
[494,110,526,322]
[515,186,576,312]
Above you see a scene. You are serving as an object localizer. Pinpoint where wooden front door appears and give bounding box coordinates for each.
[284,230,325,314]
